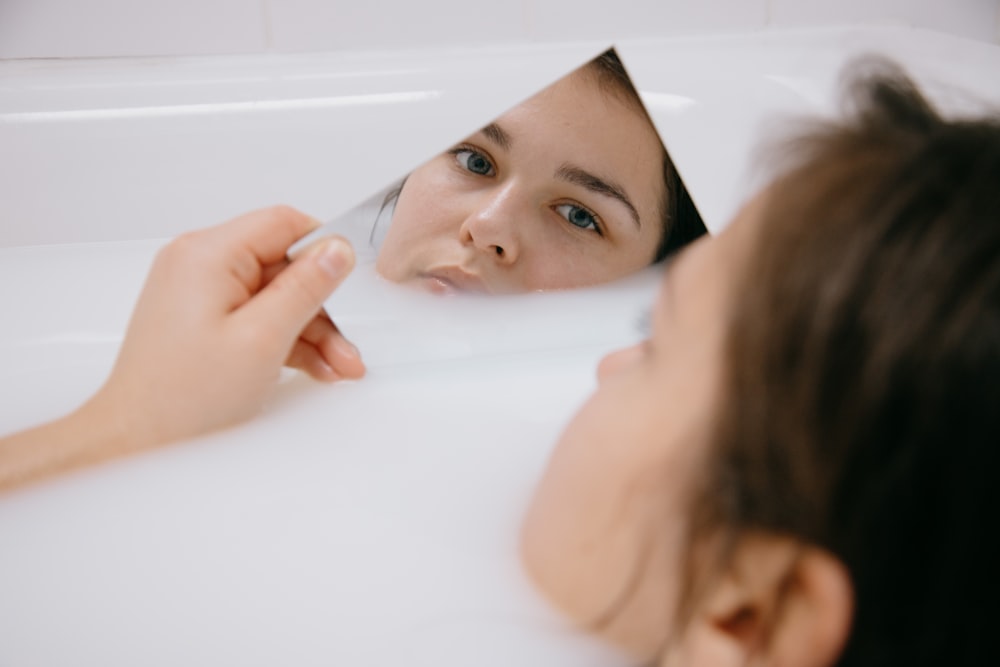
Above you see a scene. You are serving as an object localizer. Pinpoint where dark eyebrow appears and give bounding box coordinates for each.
[555,164,641,229]
[480,122,513,151]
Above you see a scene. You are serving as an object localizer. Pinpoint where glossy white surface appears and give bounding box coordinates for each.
[5,28,1000,248]
[1,0,996,59]
[622,27,1000,232]
[0,0,267,59]
[2,28,1000,666]
[0,43,601,247]
[768,0,1000,42]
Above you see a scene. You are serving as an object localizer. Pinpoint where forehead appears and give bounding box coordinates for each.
[500,67,657,148]
[493,67,666,215]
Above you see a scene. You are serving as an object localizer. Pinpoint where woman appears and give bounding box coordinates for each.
[2,62,998,665]
[375,50,706,294]
[523,62,1000,665]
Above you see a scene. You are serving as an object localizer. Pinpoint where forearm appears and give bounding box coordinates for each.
[0,394,130,495]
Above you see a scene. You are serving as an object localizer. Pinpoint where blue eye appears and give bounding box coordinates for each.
[454,149,495,176]
[555,203,601,234]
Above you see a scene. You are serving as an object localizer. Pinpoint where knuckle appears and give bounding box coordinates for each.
[276,263,326,306]
[262,204,307,230]
[267,203,299,220]
[155,230,203,268]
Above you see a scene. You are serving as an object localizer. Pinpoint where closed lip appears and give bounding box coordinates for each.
[419,267,487,294]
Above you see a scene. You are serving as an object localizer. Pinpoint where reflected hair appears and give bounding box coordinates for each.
[677,59,1000,665]
[588,49,706,261]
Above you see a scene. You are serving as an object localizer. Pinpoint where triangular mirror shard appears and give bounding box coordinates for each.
[298,47,705,296]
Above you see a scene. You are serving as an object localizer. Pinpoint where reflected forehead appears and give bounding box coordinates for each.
[497,69,660,154]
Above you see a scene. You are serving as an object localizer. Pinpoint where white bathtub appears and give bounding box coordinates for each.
[1,27,999,666]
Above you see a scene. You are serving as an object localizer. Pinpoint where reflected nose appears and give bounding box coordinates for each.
[459,185,523,264]
[597,343,644,383]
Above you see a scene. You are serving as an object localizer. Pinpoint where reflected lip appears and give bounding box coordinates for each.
[418,267,488,295]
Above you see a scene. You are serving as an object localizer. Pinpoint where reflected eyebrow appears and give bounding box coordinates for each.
[480,122,513,151]
[556,164,641,229]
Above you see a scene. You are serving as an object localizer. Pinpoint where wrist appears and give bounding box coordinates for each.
[0,393,133,495]
[78,381,162,457]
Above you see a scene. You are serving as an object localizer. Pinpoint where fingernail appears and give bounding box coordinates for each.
[333,335,361,360]
[317,358,338,380]
[316,239,351,278]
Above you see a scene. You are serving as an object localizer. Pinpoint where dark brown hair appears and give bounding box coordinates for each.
[587,49,707,261]
[684,60,1000,665]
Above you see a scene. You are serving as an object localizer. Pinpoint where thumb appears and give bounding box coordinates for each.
[239,237,355,343]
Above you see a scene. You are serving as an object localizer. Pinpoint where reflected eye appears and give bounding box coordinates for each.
[555,203,602,235]
[453,148,495,176]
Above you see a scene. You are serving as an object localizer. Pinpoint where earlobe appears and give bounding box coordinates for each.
[673,536,852,667]
[767,547,853,667]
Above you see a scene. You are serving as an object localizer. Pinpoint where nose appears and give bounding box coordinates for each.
[597,343,644,384]
[459,184,523,264]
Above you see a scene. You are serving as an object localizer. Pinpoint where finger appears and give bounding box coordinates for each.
[259,259,289,290]
[205,205,321,267]
[286,339,341,382]
[300,314,366,379]
[237,237,355,352]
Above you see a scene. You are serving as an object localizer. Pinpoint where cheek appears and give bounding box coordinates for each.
[606,228,663,276]
[516,223,659,291]
[522,379,687,630]
[522,362,714,657]
[515,228,620,290]
[376,169,463,277]
[392,175,455,238]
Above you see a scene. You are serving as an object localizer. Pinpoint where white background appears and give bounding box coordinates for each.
[1,0,998,60]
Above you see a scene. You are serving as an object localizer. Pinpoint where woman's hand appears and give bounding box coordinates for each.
[98,204,365,446]
[1,206,364,493]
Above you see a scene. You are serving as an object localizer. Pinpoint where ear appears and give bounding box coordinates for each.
[667,535,853,667]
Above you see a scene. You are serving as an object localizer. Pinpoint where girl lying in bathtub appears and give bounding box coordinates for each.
[3,61,998,666]
[374,49,706,294]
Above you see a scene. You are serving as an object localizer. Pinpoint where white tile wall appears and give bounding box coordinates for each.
[0,0,997,60]
[528,0,767,41]
[268,0,531,52]
[768,0,1000,43]
[0,0,266,59]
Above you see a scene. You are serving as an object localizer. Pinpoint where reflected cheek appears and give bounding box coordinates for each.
[377,177,463,278]
[514,226,618,291]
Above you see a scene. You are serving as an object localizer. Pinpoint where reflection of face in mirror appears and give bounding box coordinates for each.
[376,50,706,295]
